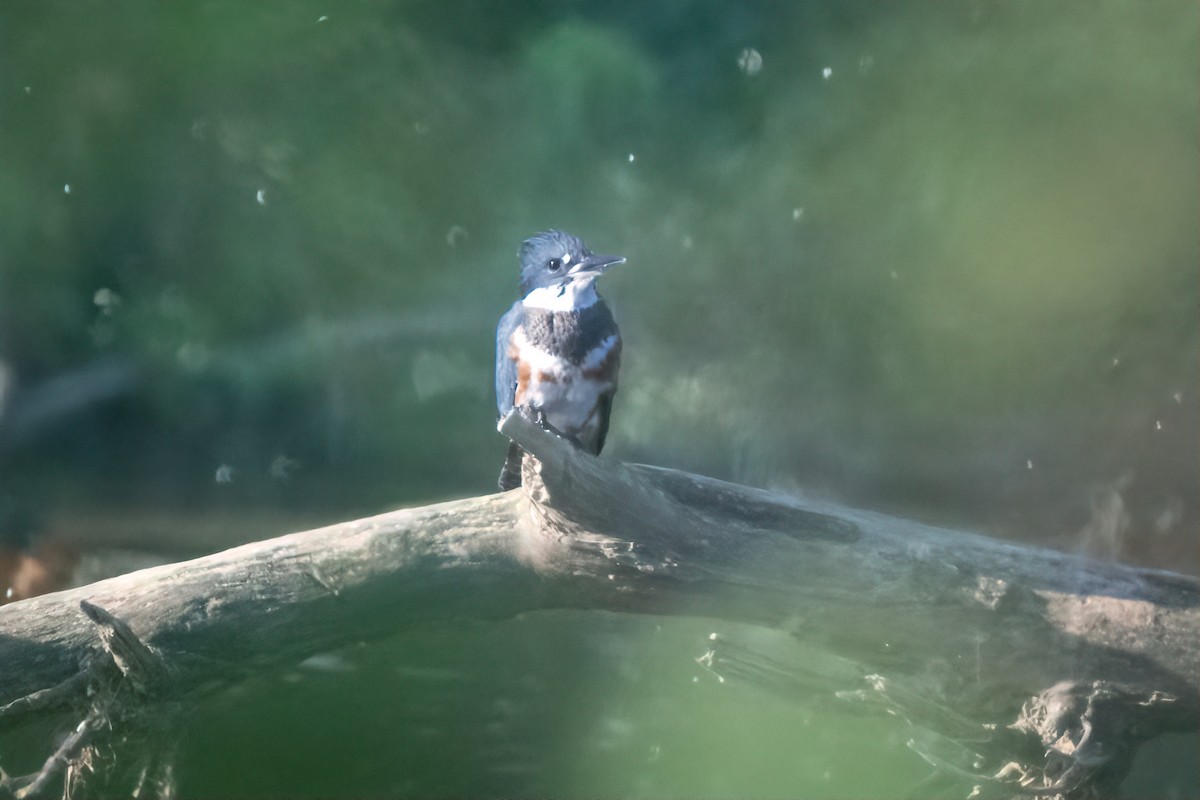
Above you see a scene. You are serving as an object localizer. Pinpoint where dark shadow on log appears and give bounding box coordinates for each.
[0,410,1197,799]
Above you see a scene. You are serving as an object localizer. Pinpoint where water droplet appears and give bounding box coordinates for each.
[792,207,804,221]
[63,183,71,194]
[1172,391,1182,404]
[93,287,121,313]
[269,454,298,479]
[4,587,12,600]
[256,188,267,206]
[821,67,833,80]
[627,153,635,163]
[23,86,31,95]
[1026,460,1034,470]
[215,464,234,484]
[317,15,328,22]
[737,47,763,76]
[1154,420,1162,431]
[1111,356,1120,368]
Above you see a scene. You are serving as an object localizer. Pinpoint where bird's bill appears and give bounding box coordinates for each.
[568,253,626,279]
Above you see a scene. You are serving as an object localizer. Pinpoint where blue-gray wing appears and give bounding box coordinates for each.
[494,302,523,420]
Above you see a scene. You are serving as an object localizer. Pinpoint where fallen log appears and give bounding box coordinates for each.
[0,410,1196,799]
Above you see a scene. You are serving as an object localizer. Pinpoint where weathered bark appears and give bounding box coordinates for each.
[1,411,1197,799]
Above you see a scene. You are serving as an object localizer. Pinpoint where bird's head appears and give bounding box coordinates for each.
[518,230,624,297]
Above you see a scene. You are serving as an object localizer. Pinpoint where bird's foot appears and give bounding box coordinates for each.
[516,405,584,449]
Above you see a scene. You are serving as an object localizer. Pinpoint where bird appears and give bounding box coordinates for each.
[495,230,626,490]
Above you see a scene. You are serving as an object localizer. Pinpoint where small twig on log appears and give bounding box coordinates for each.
[0,671,90,723]
[13,712,100,800]
[1,603,172,800]
[79,600,165,694]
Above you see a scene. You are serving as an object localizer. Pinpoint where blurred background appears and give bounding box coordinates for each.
[0,0,1194,589]
[0,2,1195,797]
[0,0,1190,592]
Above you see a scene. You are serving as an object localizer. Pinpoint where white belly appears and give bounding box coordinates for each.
[525,367,612,434]
[512,328,619,438]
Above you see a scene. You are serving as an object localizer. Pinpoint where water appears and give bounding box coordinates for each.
[5,610,1190,797]
[131,615,938,798]
[0,1,1195,796]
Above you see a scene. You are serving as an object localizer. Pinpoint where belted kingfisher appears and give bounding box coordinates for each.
[495,230,626,490]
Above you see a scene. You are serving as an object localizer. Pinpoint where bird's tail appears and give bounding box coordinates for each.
[497,442,523,491]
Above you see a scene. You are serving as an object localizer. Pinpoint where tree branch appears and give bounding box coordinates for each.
[0,410,1196,798]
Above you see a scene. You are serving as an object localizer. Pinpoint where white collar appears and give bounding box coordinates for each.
[522,280,599,312]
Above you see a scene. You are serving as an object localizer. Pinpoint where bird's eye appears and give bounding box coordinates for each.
[547,258,562,271]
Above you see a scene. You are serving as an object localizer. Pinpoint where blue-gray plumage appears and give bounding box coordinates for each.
[495,230,625,490]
